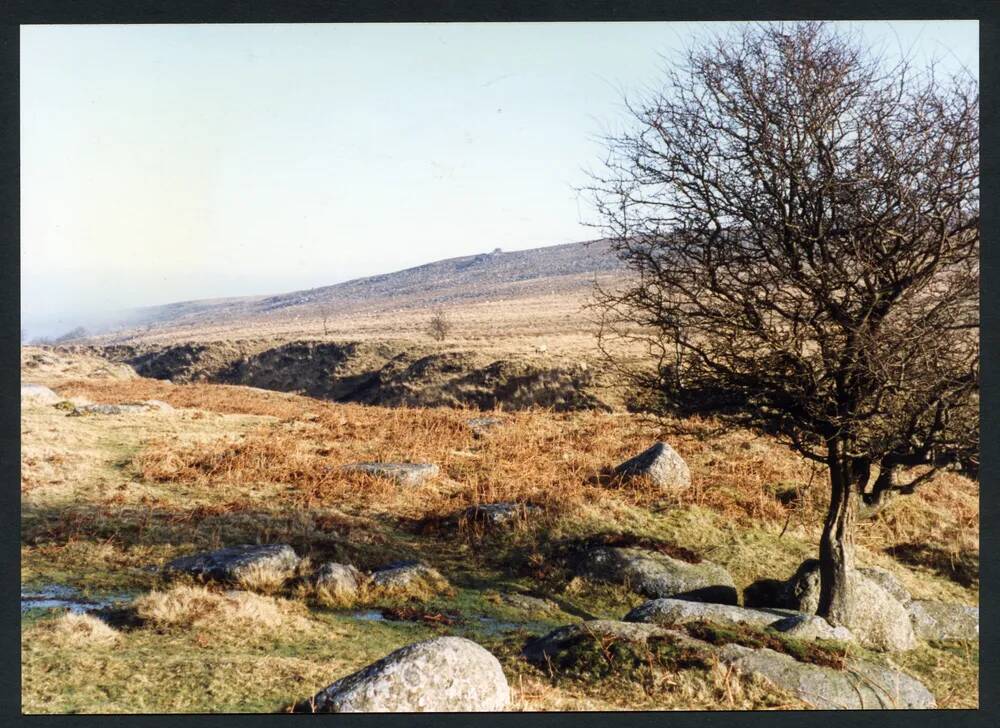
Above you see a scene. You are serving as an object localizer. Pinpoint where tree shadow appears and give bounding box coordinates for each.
[884,542,979,588]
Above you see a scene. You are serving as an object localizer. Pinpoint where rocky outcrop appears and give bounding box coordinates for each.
[526,619,929,709]
[907,600,979,641]
[719,644,936,709]
[368,561,450,599]
[306,637,510,712]
[625,597,856,644]
[21,383,62,405]
[625,598,796,630]
[71,403,151,415]
[164,544,300,585]
[781,560,916,652]
[858,566,912,605]
[579,546,737,604]
[613,442,691,489]
[768,614,856,643]
[314,563,366,604]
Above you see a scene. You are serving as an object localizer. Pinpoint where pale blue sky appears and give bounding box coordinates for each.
[20,21,978,337]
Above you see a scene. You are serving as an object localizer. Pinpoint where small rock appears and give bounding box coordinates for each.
[769,614,856,643]
[499,593,558,614]
[613,442,691,489]
[625,598,797,629]
[342,462,439,486]
[719,643,936,709]
[142,399,175,412]
[164,544,300,585]
[461,503,541,528]
[307,636,510,712]
[21,384,62,405]
[579,546,737,604]
[74,403,150,415]
[466,417,503,436]
[314,563,366,604]
[368,560,450,599]
[907,600,978,641]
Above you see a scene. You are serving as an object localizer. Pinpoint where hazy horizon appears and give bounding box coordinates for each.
[21,21,978,339]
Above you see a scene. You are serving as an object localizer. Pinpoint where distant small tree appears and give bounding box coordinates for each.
[427,307,452,342]
[589,23,978,626]
[320,306,331,336]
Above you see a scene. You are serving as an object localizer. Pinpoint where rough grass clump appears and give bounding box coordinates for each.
[133,585,306,631]
[310,584,368,609]
[681,620,848,670]
[233,560,297,595]
[540,631,712,693]
[366,565,454,604]
[34,612,121,648]
[495,630,804,711]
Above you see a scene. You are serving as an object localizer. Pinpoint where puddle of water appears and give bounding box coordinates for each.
[350,610,387,622]
[475,616,521,635]
[21,585,132,615]
[473,615,559,637]
[343,607,553,637]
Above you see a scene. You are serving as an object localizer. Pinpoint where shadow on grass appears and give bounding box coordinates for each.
[884,542,979,588]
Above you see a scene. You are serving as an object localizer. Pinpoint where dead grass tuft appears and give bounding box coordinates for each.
[133,585,308,632]
[234,561,297,594]
[33,612,122,648]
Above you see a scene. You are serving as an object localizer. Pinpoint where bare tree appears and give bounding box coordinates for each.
[427,307,452,342]
[589,22,978,626]
[320,305,331,336]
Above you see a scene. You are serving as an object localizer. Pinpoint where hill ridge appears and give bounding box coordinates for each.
[88,238,623,343]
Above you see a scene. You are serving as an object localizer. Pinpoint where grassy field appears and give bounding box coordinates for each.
[21,356,979,712]
[104,290,609,354]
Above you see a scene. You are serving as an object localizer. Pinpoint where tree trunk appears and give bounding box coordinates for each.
[858,465,897,520]
[817,443,859,625]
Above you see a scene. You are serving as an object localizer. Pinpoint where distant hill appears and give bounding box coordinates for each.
[89,239,625,342]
